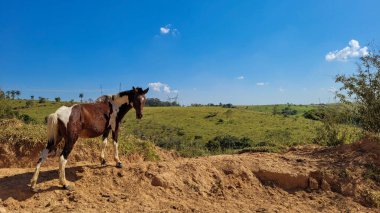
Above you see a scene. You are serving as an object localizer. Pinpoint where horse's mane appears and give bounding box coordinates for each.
[95,95,112,103]
[95,87,143,103]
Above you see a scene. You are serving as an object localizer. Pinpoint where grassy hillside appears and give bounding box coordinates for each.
[241,104,317,116]
[122,106,319,156]
[1,99,360,157]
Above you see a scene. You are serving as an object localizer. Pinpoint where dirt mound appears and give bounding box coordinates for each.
[1,140,380,212]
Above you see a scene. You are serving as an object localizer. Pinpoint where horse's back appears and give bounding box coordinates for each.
[55,105,77,128]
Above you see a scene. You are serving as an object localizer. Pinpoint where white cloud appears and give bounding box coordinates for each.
[148,82,177,93]
[325,39,369,61]
[328,86,338,93]
[279,88,285,93]
[236,76,244,80]
[160,26,170,34]
[256,82,268,86]
[159,24,179,36]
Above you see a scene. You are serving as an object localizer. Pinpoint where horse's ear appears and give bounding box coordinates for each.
[143,87,149,94]
[132,87,138,92]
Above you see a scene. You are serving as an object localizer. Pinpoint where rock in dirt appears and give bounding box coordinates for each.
[151,175,169,188]
[308,177,319,190]
[321,179,331,191]
[117,171,124,177]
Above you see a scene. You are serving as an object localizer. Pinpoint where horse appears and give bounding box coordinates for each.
[30,87,149,190]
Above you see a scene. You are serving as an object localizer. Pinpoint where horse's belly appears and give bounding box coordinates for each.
[79,129,103,138]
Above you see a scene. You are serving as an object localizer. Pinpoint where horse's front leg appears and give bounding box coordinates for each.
[112,129,122,168]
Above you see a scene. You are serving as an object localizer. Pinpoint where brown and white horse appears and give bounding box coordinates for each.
[30,87,149,190]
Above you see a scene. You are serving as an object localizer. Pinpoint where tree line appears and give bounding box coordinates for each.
[0,90,21,100]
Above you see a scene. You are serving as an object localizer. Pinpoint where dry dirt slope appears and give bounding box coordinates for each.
[0,140,380,213]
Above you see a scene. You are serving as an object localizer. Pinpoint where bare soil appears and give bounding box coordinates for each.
[0,139,380,212]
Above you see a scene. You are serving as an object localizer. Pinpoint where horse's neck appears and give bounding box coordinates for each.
[107,98,132,130]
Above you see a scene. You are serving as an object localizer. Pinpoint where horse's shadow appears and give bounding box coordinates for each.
[0,165,98,202]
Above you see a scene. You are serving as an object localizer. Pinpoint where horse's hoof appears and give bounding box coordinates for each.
[63,185,74,191]
[116,162,123,168]
[30,180,36,188]
[30,187,38,193]
[101,159,107,166]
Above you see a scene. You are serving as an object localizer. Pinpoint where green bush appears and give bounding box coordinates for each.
[312,105,361,146]
[281,107,297,117]
[55,97,61,102]
[336,49,380,134]
[0,100,19,119]
[303,108,326,121]
[206,135,252,151]
[25,100,34,108]
[205,139,221,152]
[38,97,47,103]
[18,114,37,124]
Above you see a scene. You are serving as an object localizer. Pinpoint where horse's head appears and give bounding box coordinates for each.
[131,87,149,119]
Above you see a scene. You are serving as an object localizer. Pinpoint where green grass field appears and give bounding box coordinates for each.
[1,99,360,157]
[122,106,319,156]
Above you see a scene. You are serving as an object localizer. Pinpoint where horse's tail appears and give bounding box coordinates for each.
[47,112,59,145]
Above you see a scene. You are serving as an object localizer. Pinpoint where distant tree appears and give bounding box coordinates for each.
[88,98,93,103]
[336,49,380,133]
[30,95,34,100]
[145,98,179,107]
[5,91,10,99]
[15,90,21,99]
[38,97,47,103]
[55,97,61,102]
[0,89,4,99]
[79,93,84,102]
[70,99,74,104]
[281,107,297,117]
[190,103,202,107]
[222,103,234,108]
[10,90,16,100]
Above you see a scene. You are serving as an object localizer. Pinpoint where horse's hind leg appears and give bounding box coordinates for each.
[30,135,62,190]
[59,135,77,190]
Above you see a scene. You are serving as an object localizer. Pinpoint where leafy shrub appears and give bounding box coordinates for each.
[336,49,380,134]
[312,105,360,146]
[303,109,326,121]
[206,135,252,151]
[0,101,19,119]
[313,107,345,146]
[205,139,220,152]
[281,107,297,117]
[25,100,34,108]
[222,103,235,108]
[18,114,37,124]
[55,97,61,102]
[235,137,252,149]
[38,97,47,103]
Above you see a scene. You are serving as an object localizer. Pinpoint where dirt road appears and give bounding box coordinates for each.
[1,140,379,212]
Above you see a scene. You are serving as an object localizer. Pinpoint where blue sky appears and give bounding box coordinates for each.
[1,0,379,105]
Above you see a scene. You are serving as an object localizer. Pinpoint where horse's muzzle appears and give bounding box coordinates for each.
[137,114,143,119]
